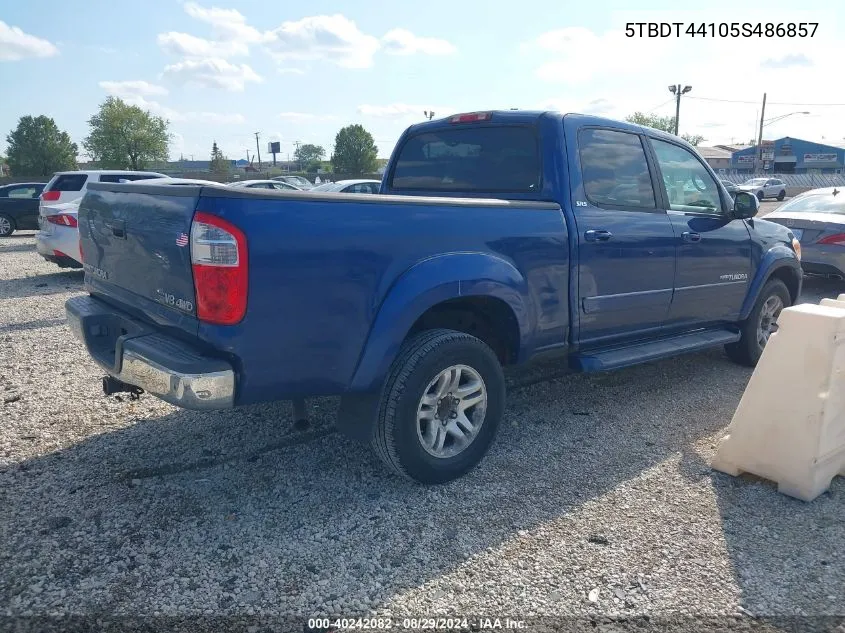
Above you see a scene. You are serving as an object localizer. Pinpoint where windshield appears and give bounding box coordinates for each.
[776,192,845,215]
[743,178,767,186]
[311,183,344,192]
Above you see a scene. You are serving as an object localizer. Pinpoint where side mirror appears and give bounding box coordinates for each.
[733,191,759,219]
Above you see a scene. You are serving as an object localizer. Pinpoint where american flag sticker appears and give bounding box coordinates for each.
[176,232,189,247]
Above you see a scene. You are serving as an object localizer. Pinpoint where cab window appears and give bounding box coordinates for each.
[651,139,722,214]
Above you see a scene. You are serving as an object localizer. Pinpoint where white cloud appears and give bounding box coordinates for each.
[157,32,249,59]
[98,80,168,98]
[279,112,338,121]
[531,27,669,83]
[182,2,264,44]
[162,57,262,92]
[0,20,59,61]
[358,103,454,119]
[277,67,305,75]
[264,15,380,69]
[99,81,244,124]
[381,29,456,56]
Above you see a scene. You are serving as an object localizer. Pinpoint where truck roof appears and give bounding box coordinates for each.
[404,109,690,147]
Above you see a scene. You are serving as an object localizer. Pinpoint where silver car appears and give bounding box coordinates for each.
[765,186,845,279]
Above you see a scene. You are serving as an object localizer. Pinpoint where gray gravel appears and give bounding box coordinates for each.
[1,233,843,622]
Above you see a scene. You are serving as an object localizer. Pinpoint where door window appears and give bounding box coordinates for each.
[651,139,722,214]
[578,129,656,209]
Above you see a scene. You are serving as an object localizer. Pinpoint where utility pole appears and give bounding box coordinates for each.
[254,132,262,169]
[667,84,692,136]
[294,141,301,171]
[756,93,767,173]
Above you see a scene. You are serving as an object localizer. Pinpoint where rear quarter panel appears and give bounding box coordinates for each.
[196,191,569,403]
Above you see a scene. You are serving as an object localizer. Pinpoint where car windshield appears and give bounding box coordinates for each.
[311,183,343,192]
[744,178,768,186]
[777,191,845,215]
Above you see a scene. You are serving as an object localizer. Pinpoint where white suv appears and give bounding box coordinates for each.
[737,177,787,201]
[39,170,168,212]
[36,170,168,269]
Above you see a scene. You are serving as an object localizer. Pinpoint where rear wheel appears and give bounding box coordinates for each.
[0,214,15,237]
[725,278,791,367]
[777,189,786,201]
[371,329,505,484]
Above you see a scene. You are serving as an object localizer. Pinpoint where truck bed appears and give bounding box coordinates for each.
[78,183,570,404]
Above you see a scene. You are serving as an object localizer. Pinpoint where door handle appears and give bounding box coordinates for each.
[108,220,126,239]
[584,229,613,242]
[682,231,701,243]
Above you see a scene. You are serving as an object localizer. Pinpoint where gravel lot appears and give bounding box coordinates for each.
[1,232,843,627]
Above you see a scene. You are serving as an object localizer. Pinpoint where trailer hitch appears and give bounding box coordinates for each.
[102,376,144,400]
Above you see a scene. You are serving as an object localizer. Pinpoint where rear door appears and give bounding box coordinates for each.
[569,126,676,347]
[79,183,201,331]
[647,137,752,326]
[3,184,42,229]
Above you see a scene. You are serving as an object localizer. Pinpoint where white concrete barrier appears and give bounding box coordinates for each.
[711,302,845,501]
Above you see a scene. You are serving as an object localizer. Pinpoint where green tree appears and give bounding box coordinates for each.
[625,112,705,146]
[331,124,378,175]
[294,143,326,172]
[83,97,170,170]
[5,115,78,176]
[626,112,675,133]
[210,141,229,176]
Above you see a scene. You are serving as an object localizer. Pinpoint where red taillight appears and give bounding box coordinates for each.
[818,233,845,246]
[41,191,60,202]
[191,211,248,325]
[449,112,492,124]
[45,214,78,227]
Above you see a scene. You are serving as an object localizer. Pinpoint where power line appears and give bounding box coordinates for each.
[687,95,845,107]
[645,98,675,113]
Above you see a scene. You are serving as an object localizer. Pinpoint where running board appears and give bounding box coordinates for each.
[572,328,741,372]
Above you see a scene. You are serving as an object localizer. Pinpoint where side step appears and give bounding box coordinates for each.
[572,328,741,372]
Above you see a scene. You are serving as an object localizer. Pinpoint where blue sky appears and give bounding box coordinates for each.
[1,1,843,162]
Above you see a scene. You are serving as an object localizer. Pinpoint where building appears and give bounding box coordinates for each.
[697,146,733,173]
[731,137,845,174]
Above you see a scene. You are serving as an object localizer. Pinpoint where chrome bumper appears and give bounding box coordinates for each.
[66,295,235,410]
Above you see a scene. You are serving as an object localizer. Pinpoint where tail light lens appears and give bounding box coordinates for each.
[817,233,845,246]
[45,214,78,227]
[191,212,248,325]
[41,191,61,202]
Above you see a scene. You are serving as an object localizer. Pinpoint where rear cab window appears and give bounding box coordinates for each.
[389,125,541,193]
[48,174,88,192]
[578,128,656,209]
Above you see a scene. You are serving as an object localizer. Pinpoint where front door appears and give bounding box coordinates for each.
[648,137,752,327]
[570,126,676,347]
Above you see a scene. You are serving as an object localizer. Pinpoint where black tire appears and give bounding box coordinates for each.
[725,278,791,367]
[371,329,505,484]
[0,214,15,237]
[756,191,765,202]
[777,190,786,201]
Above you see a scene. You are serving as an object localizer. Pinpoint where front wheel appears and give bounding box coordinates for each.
[371,329,505,484]
[756,191,765,202]
[725,278,791,367]
[0,214,15,237]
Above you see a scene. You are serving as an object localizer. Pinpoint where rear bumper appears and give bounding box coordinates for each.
[66,295,235,410]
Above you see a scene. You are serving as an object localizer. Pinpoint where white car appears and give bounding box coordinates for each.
[35,200,83,268]
[39,170,168,214]
[736,177,787,201]
[35,177,210,270]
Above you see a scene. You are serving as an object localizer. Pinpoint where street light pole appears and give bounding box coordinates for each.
[756,93,767,172]
[668,84,692,136]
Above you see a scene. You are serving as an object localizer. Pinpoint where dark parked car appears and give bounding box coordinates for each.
[0,182,46,236]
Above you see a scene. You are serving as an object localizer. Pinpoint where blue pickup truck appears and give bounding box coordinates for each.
[66,110,802,484]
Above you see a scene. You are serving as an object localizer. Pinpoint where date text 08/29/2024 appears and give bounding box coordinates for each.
[625,22,818,38]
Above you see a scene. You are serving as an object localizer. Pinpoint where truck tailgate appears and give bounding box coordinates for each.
[78,183,201,336]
